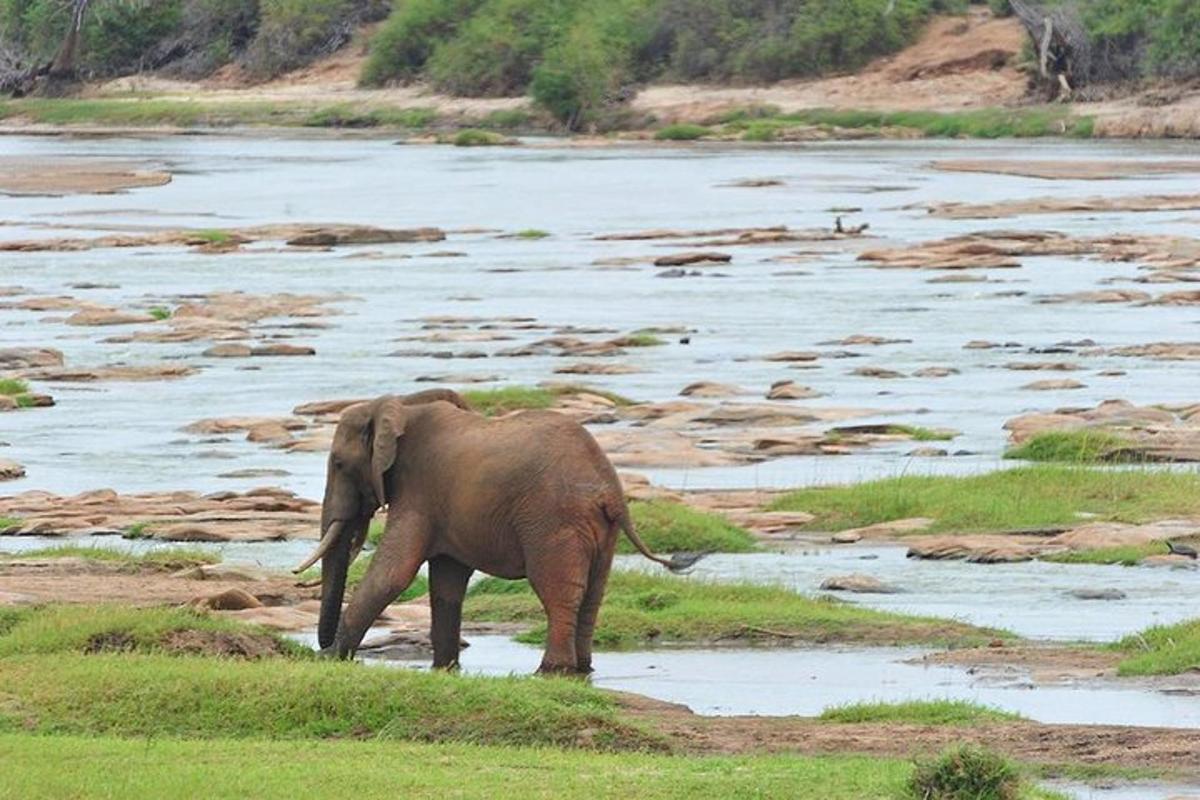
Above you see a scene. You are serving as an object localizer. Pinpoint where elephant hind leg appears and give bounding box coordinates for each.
[574,555,613,675]
[429,555,472,670]
[528,536,591,675]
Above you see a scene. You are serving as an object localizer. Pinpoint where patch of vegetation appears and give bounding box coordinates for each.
[462,386,556,416]
[1115,619,1200,676]
[302,105,438,128]
[465,570,1010,649]
[0,654,653,748]
[3,545,217,571]
[615,332,666,347]
[719,107,1095,139]
[887,424,954,442]
[147,306,172,320]
[621,500,757,555]
[0,378,30,396]
[1041,542,1169,567]
[0,604,304,659]
[450,128,512,146]
[771,466,1200,533]
[909,744,1024,800]
[478,108,533,129]
[0,517,21,532]
[652,123,711,141]
[513,228,550,239]
[0,735,1022,799]
[1005,431,1134,464]
[820,699,1024,726]
[122,521,153,540]
[243,0,358,78]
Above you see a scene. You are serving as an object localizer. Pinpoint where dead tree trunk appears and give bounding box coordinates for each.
[49,0,91,79]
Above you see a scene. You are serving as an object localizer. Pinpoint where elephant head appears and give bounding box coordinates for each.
[293,389,469,649]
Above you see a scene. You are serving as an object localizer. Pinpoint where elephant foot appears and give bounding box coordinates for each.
[431,659,461,672]
[536,661,590,679]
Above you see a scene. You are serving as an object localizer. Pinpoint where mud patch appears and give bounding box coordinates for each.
[159,629,292,659]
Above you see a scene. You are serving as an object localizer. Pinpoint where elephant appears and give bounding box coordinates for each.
[293,389,700,674]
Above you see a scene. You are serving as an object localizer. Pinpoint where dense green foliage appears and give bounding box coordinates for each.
[363,0,966,126]
[1115,618,1200,676]
[622,500,758,554]
[771,466,1200,533]
[465,570,1009,648]
[909,745,1022,800]
[1005,431,1135,463]
[1074,0,1200,80]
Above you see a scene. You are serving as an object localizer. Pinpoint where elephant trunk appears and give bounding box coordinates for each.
[317,521,354,650]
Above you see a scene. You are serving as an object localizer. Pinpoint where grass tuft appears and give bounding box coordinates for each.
[0,378,30,396]
[770,466,1200,533]
[1115,619,1200,676]
[147,306,172,320]
[622,500,757,554]
[887,424,954,442]
[909,744,1023,800]
[820,700,1024,726]
[1041,542,1169,566]
[462,386,556,416]
[514,228,550,239]
[1004,430,1135,463]
[653,123,711,141]
[451,129,512,147]
[465,570,1009,649]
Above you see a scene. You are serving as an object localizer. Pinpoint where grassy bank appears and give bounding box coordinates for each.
[1005,431,1136,464]
[719,106,1095,140]
[819,700,1024,726]
[622,500,757,554]
[3,544,218,571]
[771,466,1200,533]
[0,734,1064,800]
[1115,619,1200,676]
[1042,542,1169,567]
[461,384,634,417]
[464,570,1009,649]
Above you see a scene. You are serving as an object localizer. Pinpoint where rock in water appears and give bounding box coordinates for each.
[819,574,901,594]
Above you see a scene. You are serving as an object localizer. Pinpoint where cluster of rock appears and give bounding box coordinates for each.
[1005,399,1200,462]
[0,487,319,542]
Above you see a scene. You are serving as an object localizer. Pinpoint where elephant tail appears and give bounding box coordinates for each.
[613,505,706,573]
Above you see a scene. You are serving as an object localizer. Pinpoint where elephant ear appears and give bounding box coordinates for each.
[368,396,407,508]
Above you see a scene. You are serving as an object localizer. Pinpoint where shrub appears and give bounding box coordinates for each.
[653,123,710,140]
[451,128,511,146]
[243,0,352,78]
[361,0,482,86]
[908,745,1021,800]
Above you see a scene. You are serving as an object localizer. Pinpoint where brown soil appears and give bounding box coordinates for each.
[0,157,171,196]
[615,693,1200,776]
[158,629,293,658]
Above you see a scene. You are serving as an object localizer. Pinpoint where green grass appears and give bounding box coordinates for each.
[514,228,550,238]
[653,123,711,141]
[1115,619,1200,676]
[0,654,651,749]
[0,604,303,659]
[464,570,1010,649]
[621,500,757,554]
[0,98,439,130]
[192,229,233,245]
[2,545,217,571]
[0,517,20,532]
[617,332,666,347]
[451,128,512,146]
[0,734,1059,800]
[0,378,30,396]
[770,466,1200,533]
[910,744,1023,800]
[121,521,153,539]
[463,386,557,416]
[887,424,955,442]
[819,700,1024,726]
[720,107,1095,140]
[1005,431,1136,464]
[147,306,173,320]
[1041,542,1169,567]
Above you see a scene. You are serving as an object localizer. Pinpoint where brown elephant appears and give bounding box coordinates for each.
[293,390,700,674]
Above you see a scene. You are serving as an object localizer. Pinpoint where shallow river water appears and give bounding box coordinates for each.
[3,135,1199,753]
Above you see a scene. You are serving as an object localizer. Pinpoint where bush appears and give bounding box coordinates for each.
[908,745,1021,800]
[653,122,710,140]
[361,0,482,86]
[244,0,352,77]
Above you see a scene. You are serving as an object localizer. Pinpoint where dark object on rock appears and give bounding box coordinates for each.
[679,336,691,344]
[834,216,870,236]
[1167,540,1199,559]
[1068,588,1126,601]
[653,251,732,267]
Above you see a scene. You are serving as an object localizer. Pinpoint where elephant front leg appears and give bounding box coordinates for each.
[332,509,429,658]
[428,555,472,670]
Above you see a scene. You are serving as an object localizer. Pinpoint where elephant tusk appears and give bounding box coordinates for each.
[292,521,343,574]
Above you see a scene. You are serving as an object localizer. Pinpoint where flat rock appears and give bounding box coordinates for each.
[192,587,263,610]
[65,308,157,326]
[907,535,1036,563]
[0,347,64,369]
[0,459,26,481]
[286,226,445,247]
[851,366,906,379]
[653,252,732,267]
[680,381,746,398]
[766,380,821,400]
[841,518,935,539]
[831,530,862,544]
[763,351,820,363]
[1022,379,1085,390]
[820,574,900,594]
[1068,588,1127,601]
[913,366,959,378]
